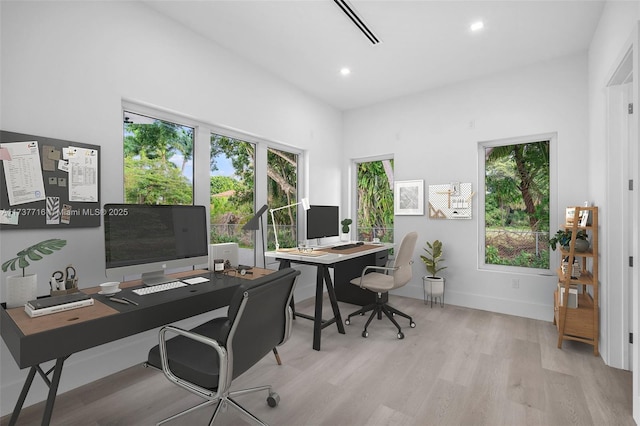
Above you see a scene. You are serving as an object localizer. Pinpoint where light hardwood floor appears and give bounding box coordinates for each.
[2,296,634,425]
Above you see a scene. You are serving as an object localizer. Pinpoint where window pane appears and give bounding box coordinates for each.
[484,140,550,269]
[355,159,394,242]
[123,111,194,205]
[267,147,299,249]
[210,133,255,248]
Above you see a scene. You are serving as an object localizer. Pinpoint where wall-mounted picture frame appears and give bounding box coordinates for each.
[394,179,424,215]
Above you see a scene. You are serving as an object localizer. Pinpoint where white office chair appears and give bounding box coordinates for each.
[345,231,418,339]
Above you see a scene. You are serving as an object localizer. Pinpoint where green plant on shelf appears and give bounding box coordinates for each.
[548,229,588,251]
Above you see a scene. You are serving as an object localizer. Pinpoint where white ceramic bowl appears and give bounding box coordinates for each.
[99,281,120,294]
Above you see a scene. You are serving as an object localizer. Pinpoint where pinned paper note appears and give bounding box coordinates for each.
[0,210,19,225]
[46,197,60,225]
[0,141,46,206]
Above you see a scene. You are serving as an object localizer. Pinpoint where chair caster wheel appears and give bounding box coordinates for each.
[397,332,405,339]
[360,312,365,316]
[362,330,369,338]
[410,322,416,328]
[267,392,280,407]
[345,319,350,325]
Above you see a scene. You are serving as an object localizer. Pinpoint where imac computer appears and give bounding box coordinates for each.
[104,204,209,285]
[306,205,339,245]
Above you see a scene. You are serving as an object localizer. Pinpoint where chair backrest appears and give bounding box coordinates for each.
[390,231,418,290]
[223,268,300,387]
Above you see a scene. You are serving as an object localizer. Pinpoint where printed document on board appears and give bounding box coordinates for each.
[68,146,98,202]
[0,141,46,206]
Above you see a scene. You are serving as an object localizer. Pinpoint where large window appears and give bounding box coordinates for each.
[123,111,194,205]
[123,103,302,263]
[479,135,552,271]
[267,148,300,249]
[354,158,394,243]
[209,133,255,248]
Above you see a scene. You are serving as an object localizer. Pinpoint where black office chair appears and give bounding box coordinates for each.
[145,268,300,426]
[345,231,418,339]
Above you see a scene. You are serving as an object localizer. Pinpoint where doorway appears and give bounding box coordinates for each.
[607,47,634,371]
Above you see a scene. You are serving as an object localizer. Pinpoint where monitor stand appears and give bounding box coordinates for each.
[141,270,174,286]
[310,238,333,249]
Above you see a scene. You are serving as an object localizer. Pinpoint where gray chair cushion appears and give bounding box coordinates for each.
[147,317,229,390]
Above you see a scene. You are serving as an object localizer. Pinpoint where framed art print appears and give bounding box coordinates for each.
[394,179,424,215]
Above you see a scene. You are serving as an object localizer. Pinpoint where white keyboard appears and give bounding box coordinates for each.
[132,281,187,296]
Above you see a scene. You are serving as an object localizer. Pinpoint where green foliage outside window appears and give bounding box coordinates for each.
[356,160,394,242]
[124,155,193,205]
[124,117,194,205]
[484,140,550,269]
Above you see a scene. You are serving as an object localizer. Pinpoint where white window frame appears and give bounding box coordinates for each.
[477,132,557,274]
[122,100,305,254]
[350,154,394,241]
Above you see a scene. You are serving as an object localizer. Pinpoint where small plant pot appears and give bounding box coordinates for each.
[5,274,38,309]
[562,239,590,252]
[422,276,445,307]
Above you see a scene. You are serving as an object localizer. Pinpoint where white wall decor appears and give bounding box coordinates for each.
[428,182,473,219]
[394,179,424,215]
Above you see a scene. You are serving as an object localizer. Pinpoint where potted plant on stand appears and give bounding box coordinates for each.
[420,239,446,307]
[549,229,590,252]
[340,218,352,242]
[2,239,67,308]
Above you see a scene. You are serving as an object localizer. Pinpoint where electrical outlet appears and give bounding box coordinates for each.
[512,279,520,289]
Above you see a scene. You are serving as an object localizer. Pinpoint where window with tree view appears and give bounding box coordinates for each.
[123,111,194,205]
[482,139,550,270]
[355,159,394,243]
[210,133,255,248]
[268,148,299,250]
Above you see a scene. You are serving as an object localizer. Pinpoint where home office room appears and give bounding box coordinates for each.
[1,1,639,425]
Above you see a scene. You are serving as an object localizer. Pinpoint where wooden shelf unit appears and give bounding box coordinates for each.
[553,206,599,356]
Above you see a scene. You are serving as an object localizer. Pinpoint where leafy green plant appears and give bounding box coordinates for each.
[548,229,588,251]
[420,240,446,278]
[2,239,67,277]
[341,218,352,233]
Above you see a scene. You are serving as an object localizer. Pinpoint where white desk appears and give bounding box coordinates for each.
[266,244,389,350]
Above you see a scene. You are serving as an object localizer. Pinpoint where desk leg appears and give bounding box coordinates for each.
[312,266,324,350]
[8,357,65,426]
[323,267,345,335]
[42,358,65,426]
[8,366,37,426]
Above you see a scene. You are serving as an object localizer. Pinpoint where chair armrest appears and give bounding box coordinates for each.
[355,265,398,287]
[278,306,294,347]
[158,325,228,400]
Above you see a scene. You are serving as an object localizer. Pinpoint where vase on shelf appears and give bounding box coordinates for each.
[563,239,590,252]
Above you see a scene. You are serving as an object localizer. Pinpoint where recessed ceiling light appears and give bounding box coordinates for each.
[470,21,484,32]
[340,67,351,76]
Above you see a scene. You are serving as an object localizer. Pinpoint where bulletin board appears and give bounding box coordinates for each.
[428,182,474,219]
[0,130,101,229]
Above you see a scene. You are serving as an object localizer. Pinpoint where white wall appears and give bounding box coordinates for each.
[0,1,342,416]
[343,54,589,321]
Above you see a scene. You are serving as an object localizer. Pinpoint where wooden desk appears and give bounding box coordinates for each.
[0,268,272,426]
[266,244,389,351]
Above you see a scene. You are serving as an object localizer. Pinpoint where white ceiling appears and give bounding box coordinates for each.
[143,0,605,110]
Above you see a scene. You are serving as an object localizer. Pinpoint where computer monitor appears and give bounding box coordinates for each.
[104,204,209,285]
[306,205,339,241]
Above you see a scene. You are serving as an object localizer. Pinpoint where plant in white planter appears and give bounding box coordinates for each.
[340,218,352,241]
[2,239,67,308]
[420,240,447,307]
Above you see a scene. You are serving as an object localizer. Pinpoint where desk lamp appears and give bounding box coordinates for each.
[270,198,310,251]
[243,204,269,268]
